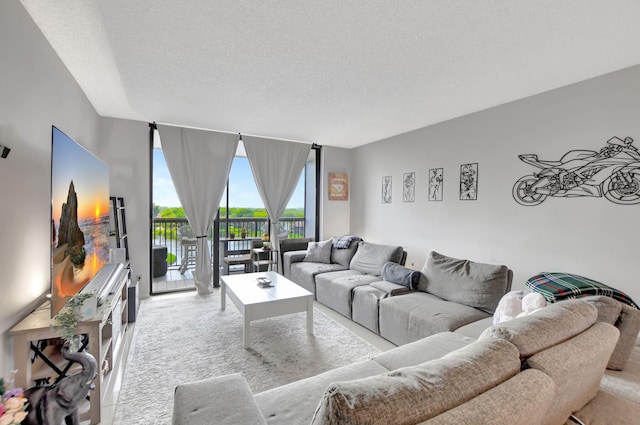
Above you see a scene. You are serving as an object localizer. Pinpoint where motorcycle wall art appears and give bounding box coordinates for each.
[512,136,640,206]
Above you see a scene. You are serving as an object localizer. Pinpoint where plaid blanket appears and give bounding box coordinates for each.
[333,235,362,249]
[525,272,639,309]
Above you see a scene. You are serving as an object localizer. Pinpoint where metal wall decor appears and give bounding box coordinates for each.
[459,163,478,200]
[513,136,640,206]
[428,168,443,201]
[403,172,415,202]
[382,176,392,203]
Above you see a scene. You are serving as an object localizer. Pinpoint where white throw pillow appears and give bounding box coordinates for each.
[303,240,332,264]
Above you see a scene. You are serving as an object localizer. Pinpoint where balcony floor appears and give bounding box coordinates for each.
[152,268,196,294]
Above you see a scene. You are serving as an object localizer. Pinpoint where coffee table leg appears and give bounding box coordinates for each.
[306,298,313,335]
[221,281,226,310]
[243,312,251,348]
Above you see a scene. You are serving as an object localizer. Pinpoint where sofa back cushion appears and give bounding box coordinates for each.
[524,322,619,425]
[330,236,361,268]
[423,369,555,425]
[349,241,403,275]
[478,299,598,357]
[310,339,520,425]
[421,251,511,314]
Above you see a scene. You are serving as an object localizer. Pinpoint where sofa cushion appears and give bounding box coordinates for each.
[421,251,511,314]
[524,322,619,425]
[582,295,622,324]
[425,369,555,425]
[478,299,598,357]
[379,292,490,346]
[582,295,640,370]
[255,360,388,425]
[310,339,521,425]
[304,239,333,263]
[608,303,640,370]
[290,262,347,295]
[316,274,380,318]
[381,262,421,290]
[453,316,493,339]
[173,373,267,425]
[349,241,403,275]
[372,332,474,371]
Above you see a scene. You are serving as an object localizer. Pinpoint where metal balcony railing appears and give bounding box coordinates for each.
[152,217,305,269]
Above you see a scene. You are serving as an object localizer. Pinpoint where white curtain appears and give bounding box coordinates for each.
[243,136,311,252]
[157,125,239,295]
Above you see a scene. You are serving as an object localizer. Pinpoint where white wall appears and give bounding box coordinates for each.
[0,1,101,374]
[97,118,151,299]
[350,66,640,302]
[320,146,352,239]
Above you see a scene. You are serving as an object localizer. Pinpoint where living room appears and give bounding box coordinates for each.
[1,1,640,424]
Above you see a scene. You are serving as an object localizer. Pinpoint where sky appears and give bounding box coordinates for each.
[152,149,305,209]
[51,127,110,222]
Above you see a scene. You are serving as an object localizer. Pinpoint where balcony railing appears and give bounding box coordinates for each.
[152,217,305,269]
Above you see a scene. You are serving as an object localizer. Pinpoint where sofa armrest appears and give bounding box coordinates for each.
[609,303,640,370]
[173,373,267,425]
[370,280,412,297]
[282,250,308,278]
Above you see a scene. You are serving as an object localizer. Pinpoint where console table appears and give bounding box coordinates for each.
[9,266,129,424]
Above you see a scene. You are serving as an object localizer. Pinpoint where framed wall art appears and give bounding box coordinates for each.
[428,168,443,201]
[459,163,478,200]
[328,172,349,201]
[403,172,415,202]
[381,176,392,203]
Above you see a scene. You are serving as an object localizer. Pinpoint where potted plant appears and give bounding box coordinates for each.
[240,228,247,238]
[52,292,107,350]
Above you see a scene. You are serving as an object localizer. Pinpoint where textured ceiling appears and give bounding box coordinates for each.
[20,1,640,149]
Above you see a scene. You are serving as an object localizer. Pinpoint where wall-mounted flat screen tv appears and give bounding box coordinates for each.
[50,126,110,317]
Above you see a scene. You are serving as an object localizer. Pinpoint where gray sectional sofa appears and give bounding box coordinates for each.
[173,299,640,425]
[284,240,512,347]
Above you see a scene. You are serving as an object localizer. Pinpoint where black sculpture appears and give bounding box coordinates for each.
[22,342,97,425]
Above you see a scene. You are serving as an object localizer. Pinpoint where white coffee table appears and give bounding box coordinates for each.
[221,271,314,348]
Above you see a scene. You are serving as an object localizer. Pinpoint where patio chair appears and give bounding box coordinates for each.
[178,225,197,274]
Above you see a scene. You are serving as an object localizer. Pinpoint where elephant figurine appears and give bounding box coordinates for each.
[22,341,98,425]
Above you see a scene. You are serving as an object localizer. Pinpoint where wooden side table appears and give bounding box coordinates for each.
[252,248,279,273]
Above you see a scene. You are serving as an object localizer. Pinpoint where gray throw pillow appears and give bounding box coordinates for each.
[381,262,421,290]
[422,251,510,314]
[303,240,332,264]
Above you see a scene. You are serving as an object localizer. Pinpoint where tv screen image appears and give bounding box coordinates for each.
[51,126,110,317]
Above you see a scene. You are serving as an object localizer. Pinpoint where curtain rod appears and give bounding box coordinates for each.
[149,122,316,146]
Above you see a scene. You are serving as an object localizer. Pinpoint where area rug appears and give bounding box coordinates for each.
[113,290,380,424]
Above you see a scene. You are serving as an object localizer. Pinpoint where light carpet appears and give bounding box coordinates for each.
[113,290,380,424]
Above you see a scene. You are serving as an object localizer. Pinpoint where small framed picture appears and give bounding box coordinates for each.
[428,168,443,201]
[382,176,392,203]
[328,173,348,201]
[459,163,478,200]
[403,172,415,202]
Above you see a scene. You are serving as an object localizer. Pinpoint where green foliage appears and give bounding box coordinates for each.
[152,203,163,217]
[52,292,108,350]
[155,205,303,218]
[167,253,177,265]
[160,207,186,218]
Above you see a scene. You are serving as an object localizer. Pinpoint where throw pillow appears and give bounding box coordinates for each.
[303,239,332,264]
[381,262,421,290]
